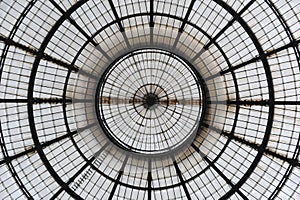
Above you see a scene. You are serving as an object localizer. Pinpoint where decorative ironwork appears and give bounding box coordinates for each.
[0,0,299,199]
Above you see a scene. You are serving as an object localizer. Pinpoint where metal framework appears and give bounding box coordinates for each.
[0,0,299,199]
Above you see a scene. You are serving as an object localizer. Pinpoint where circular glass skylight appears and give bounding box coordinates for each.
[0,0,299,199]
[96,49,204,155]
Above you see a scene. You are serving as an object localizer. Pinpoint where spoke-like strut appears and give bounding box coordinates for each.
[0,35,78,72]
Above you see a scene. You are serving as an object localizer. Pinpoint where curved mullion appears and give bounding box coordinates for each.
[147,159,152,200]
[0,35,79,72]
[50,142,110,199]
[191,143,248,200]
[108,155,129,200]
[49,0,112,62]
[107,0,131,48]
[190,0,256,63]
[172,0,196,49]
[50,157,95,200]
[206,124,299,167]
[220,39,300,76]
[172,157,192,200]
[211,0,275,198]
[0,131,77,165]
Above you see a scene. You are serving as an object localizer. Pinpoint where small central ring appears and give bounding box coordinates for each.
[132,83,169,119]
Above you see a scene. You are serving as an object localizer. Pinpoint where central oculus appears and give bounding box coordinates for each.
[96,49,205,155]
[143,93,158,109]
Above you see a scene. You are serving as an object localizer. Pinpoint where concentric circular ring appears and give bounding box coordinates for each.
[133,84,168,118]
[96,49,205,155]
[1,0,300,199]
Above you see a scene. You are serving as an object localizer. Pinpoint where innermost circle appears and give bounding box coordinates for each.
[96,49,205,155]
[143,93,158,109]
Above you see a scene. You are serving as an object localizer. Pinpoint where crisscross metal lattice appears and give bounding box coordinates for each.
[0,0,299,199]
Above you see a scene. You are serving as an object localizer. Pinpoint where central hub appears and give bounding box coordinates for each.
[143,93,158,109]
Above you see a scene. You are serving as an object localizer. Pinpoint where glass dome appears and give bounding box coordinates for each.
[0,0,299,199]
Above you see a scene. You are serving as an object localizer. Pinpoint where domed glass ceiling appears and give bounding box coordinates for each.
[0,0,299,199]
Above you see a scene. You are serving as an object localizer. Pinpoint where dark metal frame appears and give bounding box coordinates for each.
[95,48,208,157]
[0,0,299,199]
